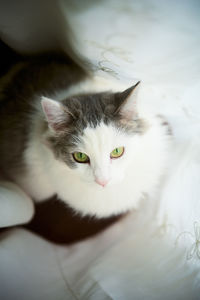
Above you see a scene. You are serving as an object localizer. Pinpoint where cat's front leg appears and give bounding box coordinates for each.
[0,181,34,228]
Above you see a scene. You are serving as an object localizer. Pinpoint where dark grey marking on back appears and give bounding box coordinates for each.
[0,51,87,178]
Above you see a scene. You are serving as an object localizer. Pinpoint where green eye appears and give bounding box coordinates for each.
[110,147,124,159]
[73,152,90,163]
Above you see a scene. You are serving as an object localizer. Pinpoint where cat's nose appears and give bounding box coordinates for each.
[95,178,109,187]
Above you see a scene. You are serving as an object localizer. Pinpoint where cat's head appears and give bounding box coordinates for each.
[41,82,145,187]
[40,82,170,217]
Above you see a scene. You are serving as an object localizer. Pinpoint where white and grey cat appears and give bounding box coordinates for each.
[0,40,170,227]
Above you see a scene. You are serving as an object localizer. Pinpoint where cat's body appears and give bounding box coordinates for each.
[0,47,170,219]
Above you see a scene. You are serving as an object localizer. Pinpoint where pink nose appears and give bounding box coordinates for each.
[95,178,109,187]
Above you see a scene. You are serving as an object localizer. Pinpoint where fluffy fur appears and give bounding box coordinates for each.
[13,77,170,217]
[0,58,170,219]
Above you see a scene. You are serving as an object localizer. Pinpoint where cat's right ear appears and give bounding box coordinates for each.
[41,97,73,133]
[115,81,140,120]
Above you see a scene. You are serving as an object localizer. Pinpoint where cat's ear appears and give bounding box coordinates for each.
[41,97,73,133]
[116,81,140,120]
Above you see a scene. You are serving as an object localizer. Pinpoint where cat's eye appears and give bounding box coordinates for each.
[73,152,90,163]
[110,147,124,159]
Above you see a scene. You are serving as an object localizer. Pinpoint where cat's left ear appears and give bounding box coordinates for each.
[115,81,140,120]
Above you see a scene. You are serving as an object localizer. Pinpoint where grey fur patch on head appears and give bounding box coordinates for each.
[43,84,146,168]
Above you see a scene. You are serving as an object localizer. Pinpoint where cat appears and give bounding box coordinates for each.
[0,39,171,224]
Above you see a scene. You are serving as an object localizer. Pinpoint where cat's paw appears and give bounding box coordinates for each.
[0,181,34,228]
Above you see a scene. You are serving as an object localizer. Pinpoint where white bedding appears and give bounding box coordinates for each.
[0,0,200,299]
[0,210,199,300]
